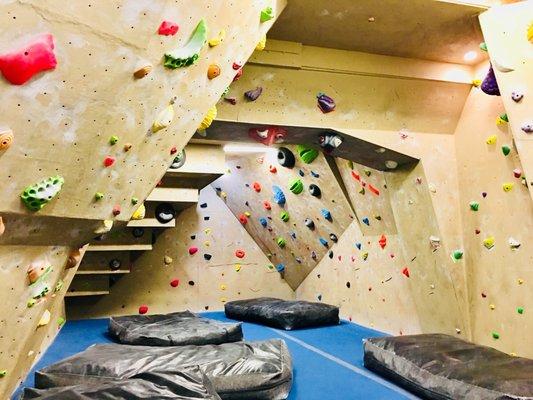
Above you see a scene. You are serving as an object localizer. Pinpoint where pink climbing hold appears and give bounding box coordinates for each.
[0,33,57,85]
[378,234,387,249]
[188,246,198,255]
[138,305,148,314]
[112,205,121,216]
[170,279,180,287]
[104,156,115,167]
[158,21,179,36]
[402,267,410,278]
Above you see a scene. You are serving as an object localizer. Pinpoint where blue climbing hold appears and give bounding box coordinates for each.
[272,185,286,204]
[362,217,370,226]
[355,242,362,250]
[321,209,332,221]
[276,263,285,272]
[319,237,329,247]
[259,217,267,227]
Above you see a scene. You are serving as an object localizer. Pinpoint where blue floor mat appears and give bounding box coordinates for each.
[13,312,416,400]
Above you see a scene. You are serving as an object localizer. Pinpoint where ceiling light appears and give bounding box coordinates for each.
[463,51,477,62]
[223,144,272,153]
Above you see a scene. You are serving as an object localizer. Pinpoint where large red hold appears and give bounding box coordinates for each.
[0,33,57,85]
[158,21,179,36]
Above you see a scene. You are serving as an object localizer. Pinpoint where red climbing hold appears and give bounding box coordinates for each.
[235,249,245,258]
[351,170,361,182]
[269,165,277,173]
[378,234,387,249]
[233,68,243,82]
[170,279,180,287]
[253,182,261,192]
[248,127,287,146]
[368,184,380,196]
[263,201,272,210]
[188,246,198,255]
[232,62,242,70]
[402,267,410,278]
[0,33,57,85]
[238,214,248,224]
[158,21,179,36]
[112,205,121,216]
[104,156,115,167]
[138,305,148,314]
[170,146,177,155]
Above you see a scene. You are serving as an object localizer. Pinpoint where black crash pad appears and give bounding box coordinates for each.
[224,297,339,330]
[108,311,243,346]
[364,333,533,400]
[21,367,220,399]
[35,339,293,400]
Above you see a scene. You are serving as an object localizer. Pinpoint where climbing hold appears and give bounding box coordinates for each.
[311,171,319,178]
[385,160,398,169]
[269,165,277,173]
[164,19,207,69]
[296,145,319,164]
[133,64,152,79]
[451,250,463,262]
[321,209,332,221]
[208,30,226,47]
[521,122,533,134]
[272,185,286,204]
[361,252,369,261]
[152,103,175,133]
[244,87,263,101]
[501,145,511,156]
[479,42,488,52]
[362,217,370,226]
[0,370,7,378]
[37,309,51,327]
[304,218,315,229]
[277,237,286,248]
[238,214,248,225]
[513,169,522,178]
[280,211,290,222]
[112,205,121,216]
[493,60,514,73]
[131,197,139,205]
[489,304,496,310]
[164,256,173,265]
[319,237,328,247]
[207,64,221,79]
[27,264,49,285]
[486,135,497,145]
[103,156,116,167]
[131,204,146,220]
[511,91,523,102]
[138,305,148,315]
[329,233,338,243]
[197,105,217,134]
[469,201,479,211]
[235,264,241,272]
[309,184,321,197]
[155,203,175,223]
[275,264,285,272]
[277,147,296,168]
[429,236,441,249]
[0,33,57,85]
[517,307,524,315]
[0,129,14,150]
[188,246,198,255]
[316,93,336,113]
[492,332,500,340]
[224,96,237,105]
[502,182,514,192]
[233,67,243,82]
[318,132,343,154]
[472,79,481,87]
[108,135,119,145]
[253,182,262,192]
[94,192,104,201]
[368,184,380,196]
[260,6,274,22]
[235,249,245,258]
[481,64,500,96]
[374,215,382,221]
[248,126,287,145]
[259,217,267,227]
[158,20,179,36]
[508,237,521,249]
[256,35,267,51]
[483,236,495,250]
[263,201,272,210]
[402,267,410,278]
[497,113,509,125]
[289,179,304,194]
[109,258,121,271]
[379,235,387,249]
[170,150,186,169]
[351,171,361,182]
[528,22,533,42]
[131,227,145,238]
[21,176,64,211]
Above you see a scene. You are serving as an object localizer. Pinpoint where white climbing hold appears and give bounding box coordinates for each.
[94,220,113,234]
[493,60,514,73]
[508,237,521,250]
[429,236,441,249]
[37,309,51,327]
[385,160,398,169]
[152,103,175,133]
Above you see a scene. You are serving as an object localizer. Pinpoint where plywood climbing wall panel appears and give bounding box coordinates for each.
[212,146,355,290]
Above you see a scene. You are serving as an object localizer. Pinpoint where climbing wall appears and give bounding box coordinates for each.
[66,185,294,319]
[454,84,532,357]
[213,146,354,290]
[0,0,286,396]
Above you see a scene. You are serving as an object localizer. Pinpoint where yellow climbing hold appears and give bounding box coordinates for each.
[472,79,481,87]
[208,30,226,47]
[204,241,210,247]
[256,35,267,51]
[486,135,497,145]
[244,211,251,217]
[220,297,227,303]
[361,252,369,261]
[221,191,227,199]
[527,22,533,43]
[489,304,495,310]
[518,278,524,285]
[502,182,514,192]
[483,236,495,250]
[197,105,217,134]
[131,204,146,220]
[152,104,175,133]
[220,284,227,290]
[235,264,241,272]
[37,309,51,327]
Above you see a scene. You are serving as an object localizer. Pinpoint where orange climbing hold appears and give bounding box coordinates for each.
[235,249,245,258]
[207,64,221,79]
[402,267,410,278]
[263,201,272,210]
[378,234,387,249]
[253,182,262,192]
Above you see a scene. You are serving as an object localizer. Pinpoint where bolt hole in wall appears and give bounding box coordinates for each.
[1,1,533,400]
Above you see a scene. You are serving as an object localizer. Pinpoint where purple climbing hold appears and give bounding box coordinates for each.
[245,87,263,101]
[521,122,533,134]
[481,64,500,96]
[317,92,336,113]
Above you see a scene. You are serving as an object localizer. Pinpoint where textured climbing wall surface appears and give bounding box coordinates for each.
[66,185,294,319]
[454,87,532,357]
[213,147,355,290]
[479,2,533,201]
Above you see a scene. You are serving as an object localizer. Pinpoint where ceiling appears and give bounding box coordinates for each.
[269,0,489,65]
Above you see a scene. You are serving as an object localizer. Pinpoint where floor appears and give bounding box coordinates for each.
[14,312,419,400]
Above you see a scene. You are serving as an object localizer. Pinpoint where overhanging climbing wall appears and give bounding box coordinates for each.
[0,0,286,396]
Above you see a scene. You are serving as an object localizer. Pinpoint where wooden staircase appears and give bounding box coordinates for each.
[66,144,225,297]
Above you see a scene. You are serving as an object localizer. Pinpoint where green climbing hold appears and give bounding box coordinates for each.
[27,298,36,308]
[469,201,479,211]
[364,169,371,177]
[260,6,274,22]
[21,176,64,211]
[109,135,119,145]
[164,19,207,69]
[451,250,463,262]
[54,280,63,292]
[479,42,487,52]
[131,197,139,205]
[492,332,500,339]
[57,316,66,328]
[517,307,524,314]
[280,211,290,222]
[95,192,104,201]
[277,237,286,248]
[500,113,509,122]
[289,178,304,194]
[296,145,319,164]
[0,370,6,378]
[502,145,511,156]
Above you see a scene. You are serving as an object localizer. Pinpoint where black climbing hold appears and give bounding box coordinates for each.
[204,216,210,221]
[328,250,333,259]
[277,147,295,168]
[204,305,209,310]
[305,218,315,229]
[200,203,207,208]
[155,203,176,223]
[132,227,145,238]
[309,184,321,197]
[204,253,212,260]
[346,282,351,288]
[109,258,121,271]
[329,233,338,243]
[188,280,195,286]
[169,149,186,169]
[190,235,196,240]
